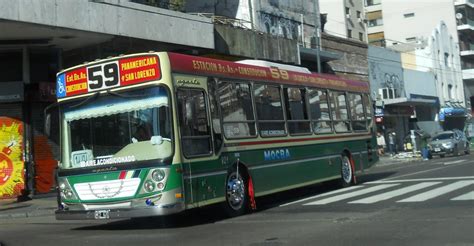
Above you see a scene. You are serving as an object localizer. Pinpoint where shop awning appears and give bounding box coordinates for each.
[383,97,437,106]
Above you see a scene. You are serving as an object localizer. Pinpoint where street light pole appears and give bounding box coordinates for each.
[313,0,322,73]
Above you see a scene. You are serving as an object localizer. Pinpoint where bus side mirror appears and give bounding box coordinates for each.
[45,113,51,137]
[44,102,58,137]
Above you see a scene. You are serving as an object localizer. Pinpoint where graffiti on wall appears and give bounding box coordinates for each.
[260,12,300,40]
[0,117,24,199]
[369,61,405,99]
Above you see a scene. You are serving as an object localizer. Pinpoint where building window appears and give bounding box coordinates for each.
[448,84,453,99]
[368,18,383,27]
[366,0,381,6]
[346,7,350,15]
[404,13,415,18]
[357,11,361,18]
[367,11,383,27]
[359,32,364,41]
[347,29,352,38]
[444,53,449,67]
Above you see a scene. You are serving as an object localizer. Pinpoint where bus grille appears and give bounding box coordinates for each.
[74,178,141,200]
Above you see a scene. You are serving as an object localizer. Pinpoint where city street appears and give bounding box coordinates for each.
[1,155,473,246]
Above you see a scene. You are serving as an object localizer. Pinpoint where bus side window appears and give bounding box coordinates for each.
[254,83,286,137]
[348,93,366,131]
[308,89,332,134]
[362,94,373,129]
[177,89,212,157]
[218,81,257,138]
[329,91,351,133]
[284,87,311,135]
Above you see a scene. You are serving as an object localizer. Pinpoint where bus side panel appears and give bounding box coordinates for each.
[247,138,370,196]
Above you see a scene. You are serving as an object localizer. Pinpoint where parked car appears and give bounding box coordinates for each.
[428,130,470,157]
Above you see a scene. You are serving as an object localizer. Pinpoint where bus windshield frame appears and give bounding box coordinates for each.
[59,86,173,170]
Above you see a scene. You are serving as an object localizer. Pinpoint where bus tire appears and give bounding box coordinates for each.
[224,170,249,217]
[340,155,353,187]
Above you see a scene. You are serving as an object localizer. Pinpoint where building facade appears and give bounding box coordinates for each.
[320,0,367,42]
[365,0,473,114]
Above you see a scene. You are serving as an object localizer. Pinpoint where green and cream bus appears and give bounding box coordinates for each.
[54,52,378,220]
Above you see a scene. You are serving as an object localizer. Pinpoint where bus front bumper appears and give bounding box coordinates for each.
[55,201,184,220]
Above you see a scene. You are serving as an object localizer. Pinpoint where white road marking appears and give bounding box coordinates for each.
[366,176,474,184]
[398,180,474,202]
[444,160,466,165]
[451,191,474,201]
[378,162,471,181]
[349,182,440,204]
[303,184,399,205]
[279,186,363,207]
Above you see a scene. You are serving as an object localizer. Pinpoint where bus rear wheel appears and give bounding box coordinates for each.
[224,170,249,217]
[340,155,353,187]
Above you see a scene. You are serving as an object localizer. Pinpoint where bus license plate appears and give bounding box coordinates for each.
[94,210,110,219]
[434,148,441,152]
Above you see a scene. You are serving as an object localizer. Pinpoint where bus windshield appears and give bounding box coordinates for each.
[60,86,172,170]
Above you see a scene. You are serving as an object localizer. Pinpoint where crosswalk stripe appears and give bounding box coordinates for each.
[303,184,399,205]
[349,182,440,204]
[280,186,363,207]
[366,176,474,184]
[398,180,474,202]
[451,191,474,201]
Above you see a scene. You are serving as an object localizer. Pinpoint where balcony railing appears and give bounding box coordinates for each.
[130,0,184,12]
[191,13,253,29]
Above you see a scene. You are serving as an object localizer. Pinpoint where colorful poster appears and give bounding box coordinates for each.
[0,117,24,199]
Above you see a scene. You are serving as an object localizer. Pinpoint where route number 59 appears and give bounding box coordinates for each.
[270,67,289,80]
[87,62,120,91]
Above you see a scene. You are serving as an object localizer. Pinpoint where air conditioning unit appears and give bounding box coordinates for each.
[346,14,351,19]
[379,88,397,100]
[358,18,363,23]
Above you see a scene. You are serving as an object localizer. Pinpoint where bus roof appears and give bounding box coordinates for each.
[56,52,369,100]
[168,52,369,93]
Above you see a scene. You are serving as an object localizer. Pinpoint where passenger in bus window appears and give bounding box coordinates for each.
[132,120,153,142]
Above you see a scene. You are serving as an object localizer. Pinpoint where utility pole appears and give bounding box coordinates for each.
[313,0,322,73]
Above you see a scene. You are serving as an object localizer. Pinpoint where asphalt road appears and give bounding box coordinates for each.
[1,154,473,246]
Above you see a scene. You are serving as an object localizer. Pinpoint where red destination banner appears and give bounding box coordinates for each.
[168,53,369,93]
[119,56,161,86]
[58,55,161,98]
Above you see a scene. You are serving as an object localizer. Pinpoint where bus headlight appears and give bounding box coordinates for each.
[58,178,78,200]
[144,180,155,192]
[151,169,165,182]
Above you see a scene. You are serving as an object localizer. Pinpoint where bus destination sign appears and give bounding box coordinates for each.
[56,55,161,98]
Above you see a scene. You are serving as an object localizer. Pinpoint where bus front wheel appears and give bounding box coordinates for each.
[224,170,249,217]
[340,155,353,187]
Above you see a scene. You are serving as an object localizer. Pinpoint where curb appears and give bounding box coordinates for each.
[0,208,56,220]
[377,157,423,166]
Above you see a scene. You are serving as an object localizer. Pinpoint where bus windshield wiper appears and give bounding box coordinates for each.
[69,92,100,109]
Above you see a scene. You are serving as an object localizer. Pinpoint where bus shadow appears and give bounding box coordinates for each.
[73,171,396,230]
[73,204,230,230]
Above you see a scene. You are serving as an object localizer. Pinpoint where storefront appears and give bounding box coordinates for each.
[0,48,60,199]
[439,106,468,131]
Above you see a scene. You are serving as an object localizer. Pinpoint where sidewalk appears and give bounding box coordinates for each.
[377,151,423,166]
[0,194,57,220]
